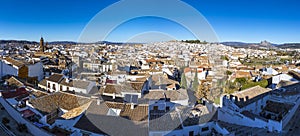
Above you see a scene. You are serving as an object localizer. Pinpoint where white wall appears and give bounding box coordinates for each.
[218,108,282,132]
[61,85,74,92]
[28,62,44,81]
[121,92,141,98]
[54,115,82,132]
[38,84,47,90]
[0,61,18,77]
[46,81,60,92]
[149,100,176,111]
[171,99,189,106]
[149,122,229,136]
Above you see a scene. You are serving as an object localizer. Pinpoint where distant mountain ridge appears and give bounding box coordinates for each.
[276,43,300,49]
[0,40,38,45]
[0,40,140,45]
[0,40,75,45]
[221,41,300,49]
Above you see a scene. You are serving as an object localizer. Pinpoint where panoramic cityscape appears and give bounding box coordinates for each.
[0,0,300,136]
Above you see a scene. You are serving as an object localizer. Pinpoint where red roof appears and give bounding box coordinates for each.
[184,67,203,73]
[106,80,117,84]
[184,67,191,73]
[1,87,28,99]
[21,109,35,118]
[146,58,158,63]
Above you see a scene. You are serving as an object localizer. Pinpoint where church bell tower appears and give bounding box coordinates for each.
[40,37,44,52]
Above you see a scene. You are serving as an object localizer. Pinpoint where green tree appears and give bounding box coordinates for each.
[192,72,199,91]
[241,79,268,90]
[221,55,229,61]
[226,70,233,75]
[180,73,188,89]
[235,77,247,85]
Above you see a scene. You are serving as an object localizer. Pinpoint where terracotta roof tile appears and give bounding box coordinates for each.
[47,74,64,82]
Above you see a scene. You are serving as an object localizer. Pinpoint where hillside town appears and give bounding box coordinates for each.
[0,37,300,136]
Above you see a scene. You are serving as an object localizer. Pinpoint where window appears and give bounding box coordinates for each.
[52,84,56,90]
[67,87,69,91]
[47,83,50,88]
[189,131,194,136]
[201,127,209,132]
[166,106,170,111]
[153,106,158,110]
[60,86,62,91]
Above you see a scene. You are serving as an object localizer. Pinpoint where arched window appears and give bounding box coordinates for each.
[52,84,56,90]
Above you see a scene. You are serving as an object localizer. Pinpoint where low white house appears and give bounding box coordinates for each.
[45,74,64,92]
[59,78,96,94]
[40,73,95,94]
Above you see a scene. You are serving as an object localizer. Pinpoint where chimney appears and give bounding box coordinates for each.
[130,103,135,109]
[97,99,101,105]
[113,93,116,99]
[25,100,30,106]
[66,78,70,83]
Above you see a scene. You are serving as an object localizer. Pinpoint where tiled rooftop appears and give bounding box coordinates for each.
[3,57,24,68]
[29,92,91,119]
[261,100,294,121]
[105,102,148,121]
[179,104,216,127]
[74,100,149,136]
[1,87,28,99]
[102,82,144,94]
[38,79,47,86]
[46,74,64,82]
[30,90,48,98]
[232,85,271,108]
[6,76,24,87]
[60,79,91,89]
[149,109,183,131]
[143,89,188,101]
[151,74,178,86]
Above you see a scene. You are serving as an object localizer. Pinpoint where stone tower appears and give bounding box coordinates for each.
[40,37,44,52]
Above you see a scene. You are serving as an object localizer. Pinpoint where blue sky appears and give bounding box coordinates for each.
[0,0,299,43]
